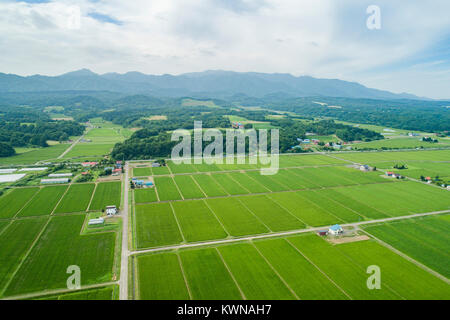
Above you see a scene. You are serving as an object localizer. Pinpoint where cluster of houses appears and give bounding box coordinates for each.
[131,178,154,189]
[81,161,123,177]
[104,161,123,176]
[386,171,404,179]
[232,122,245,129]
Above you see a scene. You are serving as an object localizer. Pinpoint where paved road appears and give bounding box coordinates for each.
[119,162,129,300]
[130,209,450,255]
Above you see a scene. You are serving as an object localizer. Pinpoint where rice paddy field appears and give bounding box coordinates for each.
[130,149,449,300]
[89,182,122,211]
[133,233,450,300]
[363,215,450,278]
[0,181,121,299]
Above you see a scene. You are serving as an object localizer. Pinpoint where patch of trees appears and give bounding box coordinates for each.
[0,142,16,157]
[0,120,84,148]
[259,97,450,133]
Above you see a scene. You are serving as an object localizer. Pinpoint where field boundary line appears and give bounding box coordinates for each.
[362,229,450,285]
[264,194,308,227]
[239,172,272,193]
[309,189,364,223]
[226,172,252,194]
[295,191,346,224]
[51,184,72,215]
[129,210,449,255]
[0,216,52,297]
[285,238,353,300]
[86,182,98,211]
[169,202,187,243]
[235,197,273,233]
[190,175,208,198]
[331,235,406,300]
[202,199,231,237]
[171,176,185,200]
[176,253,193,300]
[208,173,231,196]
[215,248,247,300]
[250,241,300,300]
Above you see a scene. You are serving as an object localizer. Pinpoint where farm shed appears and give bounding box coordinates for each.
[328,224,343,235]
[40,178,69,184]
[106,205,118,216]
[88,218,105,226]
[360,165,370,172]
[48,173,73,178]
[0,169,17,174]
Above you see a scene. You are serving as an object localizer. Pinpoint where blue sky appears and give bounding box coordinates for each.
[1,0,449,99]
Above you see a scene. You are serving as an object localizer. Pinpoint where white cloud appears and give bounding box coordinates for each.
[0,0,449,98]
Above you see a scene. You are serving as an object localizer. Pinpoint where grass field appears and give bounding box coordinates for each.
[351,138,450,150]
[89,182,121,211]
[18,186,68,217]
[0,144,70,165]
[54,184,95,214]
[63,144,114,158]
[4,214,116,296]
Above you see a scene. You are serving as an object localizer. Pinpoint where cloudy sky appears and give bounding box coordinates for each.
[1,0,449,99]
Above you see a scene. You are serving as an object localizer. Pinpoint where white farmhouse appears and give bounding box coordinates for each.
[328,224,344,235]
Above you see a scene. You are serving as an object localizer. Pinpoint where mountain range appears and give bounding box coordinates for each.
[0,69,427,100]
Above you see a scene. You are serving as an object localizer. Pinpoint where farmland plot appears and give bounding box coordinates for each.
[134,188,158,204]
[89,182,121,211]
[154,177,182,201]
[253,238,348,300]
[268,192,339,227]
[210,173,250,195]
[0,187,39,219]
[228,172,270,193]
[179,248,243,300]
[173,175,205,199]
[171,200,227,242]
[205,198,269,236]
[217,243,296,300]
[135,203,183,248]
[287,234,399,299]
[4,215,115,296]
[133,167,152,177]
[191,174,228,197]
[136,253,190,300]
[18,186,68,217]
[0,218,47,295]
[54,184,95,214]
[364,216,450,278]
[336,240,450,299]
[238,195,305,232]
